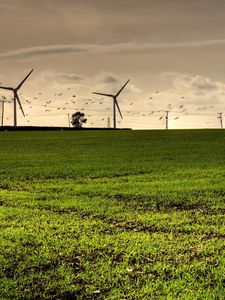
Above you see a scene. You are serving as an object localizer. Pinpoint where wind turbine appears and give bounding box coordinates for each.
[93,79,130,129]
[0,69,34,127]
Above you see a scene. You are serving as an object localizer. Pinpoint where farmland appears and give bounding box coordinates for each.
[1,129,225,299]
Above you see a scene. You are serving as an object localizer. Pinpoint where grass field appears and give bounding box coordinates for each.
[1,129,225,299]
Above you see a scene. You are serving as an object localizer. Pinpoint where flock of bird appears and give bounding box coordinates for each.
[0,71,222,128]
[0,88,221,127]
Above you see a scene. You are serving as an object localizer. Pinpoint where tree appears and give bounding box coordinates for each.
[71,111,87,128]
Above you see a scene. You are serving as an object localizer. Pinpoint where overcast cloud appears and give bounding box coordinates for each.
[1,0,225,128]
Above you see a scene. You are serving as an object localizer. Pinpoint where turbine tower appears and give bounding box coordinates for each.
[93,79,130,129]
[0,69,34,127]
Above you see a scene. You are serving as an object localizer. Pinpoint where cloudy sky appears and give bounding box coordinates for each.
[1,0,225,128]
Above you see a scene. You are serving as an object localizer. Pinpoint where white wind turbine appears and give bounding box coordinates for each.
[0,69,34,127]
[93,79,130,129]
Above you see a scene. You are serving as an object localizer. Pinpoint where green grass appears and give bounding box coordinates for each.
[1,129,225,299]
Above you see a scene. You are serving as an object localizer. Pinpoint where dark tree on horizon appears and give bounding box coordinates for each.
[71,111,87,128]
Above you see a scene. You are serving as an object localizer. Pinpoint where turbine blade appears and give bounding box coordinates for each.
[15,93,25,117]
[16,69,34,90]
[114,98,123,119]
[0,86,13,91]
[92,92,113,97]
[115,79,130,97]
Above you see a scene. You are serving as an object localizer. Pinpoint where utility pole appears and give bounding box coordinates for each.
[0,99,12,126]
[107,117,110,128]
[1,100,5,126]
[67,114,70,127]
[218,113,223,129]
[165,111,169,130]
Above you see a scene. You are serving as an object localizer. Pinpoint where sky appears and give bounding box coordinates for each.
[1,0,225,129]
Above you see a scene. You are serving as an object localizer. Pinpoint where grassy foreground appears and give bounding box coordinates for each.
[1,129,225,299]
